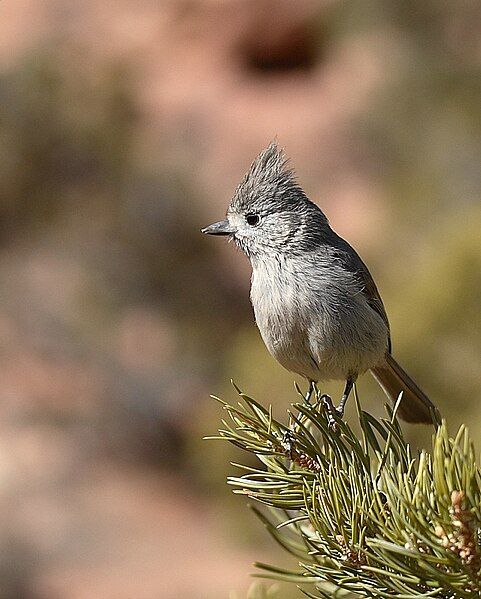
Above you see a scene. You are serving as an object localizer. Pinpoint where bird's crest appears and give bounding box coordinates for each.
[230,141,300,212]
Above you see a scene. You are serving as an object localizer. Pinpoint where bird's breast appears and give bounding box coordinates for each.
[249,257,389,381]
[250,259,320,379]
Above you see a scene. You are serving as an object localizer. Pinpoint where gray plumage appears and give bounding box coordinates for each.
[202,142,438,424]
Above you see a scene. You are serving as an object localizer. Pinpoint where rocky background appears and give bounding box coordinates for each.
[0,1,480,597]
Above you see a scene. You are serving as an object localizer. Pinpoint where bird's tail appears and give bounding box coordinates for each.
[370,353,439,425]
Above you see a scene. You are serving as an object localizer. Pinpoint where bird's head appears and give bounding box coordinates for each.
[202,142,328,260]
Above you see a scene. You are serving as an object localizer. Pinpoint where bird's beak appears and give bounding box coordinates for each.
[201,219,235,236]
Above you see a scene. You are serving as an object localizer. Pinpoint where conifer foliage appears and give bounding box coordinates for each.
[209,384,481,598]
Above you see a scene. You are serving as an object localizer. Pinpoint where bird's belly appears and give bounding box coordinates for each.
[251,277,388,382]
[263,324,384,382]
[261,323,321,381]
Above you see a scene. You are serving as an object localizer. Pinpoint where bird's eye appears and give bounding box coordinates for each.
[246,213,260,226]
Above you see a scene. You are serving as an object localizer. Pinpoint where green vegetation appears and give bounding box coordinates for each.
[212,385,481,597]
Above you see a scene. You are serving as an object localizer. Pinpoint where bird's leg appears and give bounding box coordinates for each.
[304,380,316,403]
[283,381,316,453]
[336,376,356,419]
[323,376,356,429]
[285,381,312,439]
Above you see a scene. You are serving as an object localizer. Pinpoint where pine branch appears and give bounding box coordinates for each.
[208,385,481,598]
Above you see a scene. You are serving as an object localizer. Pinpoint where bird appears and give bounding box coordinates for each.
[202,142,438,425]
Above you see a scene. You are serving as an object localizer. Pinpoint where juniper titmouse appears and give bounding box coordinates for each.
[202,143,438,424]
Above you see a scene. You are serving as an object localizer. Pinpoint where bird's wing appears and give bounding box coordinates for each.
[356,259,392,352]
[330,238,392,353]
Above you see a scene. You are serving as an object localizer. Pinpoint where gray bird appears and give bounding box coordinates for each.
[202,142,438,424]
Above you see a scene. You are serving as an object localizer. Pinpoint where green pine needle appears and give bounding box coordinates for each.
[209,384,481,598]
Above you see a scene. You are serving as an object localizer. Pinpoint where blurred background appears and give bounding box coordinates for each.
[0,1,480,597]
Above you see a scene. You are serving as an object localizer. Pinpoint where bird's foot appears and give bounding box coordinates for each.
[281,429,295,459]
[321,395,343,431]
[304,381,316,404]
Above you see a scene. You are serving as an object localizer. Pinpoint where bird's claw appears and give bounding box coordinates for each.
[321,394,342,431]
[281,429,295,459]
